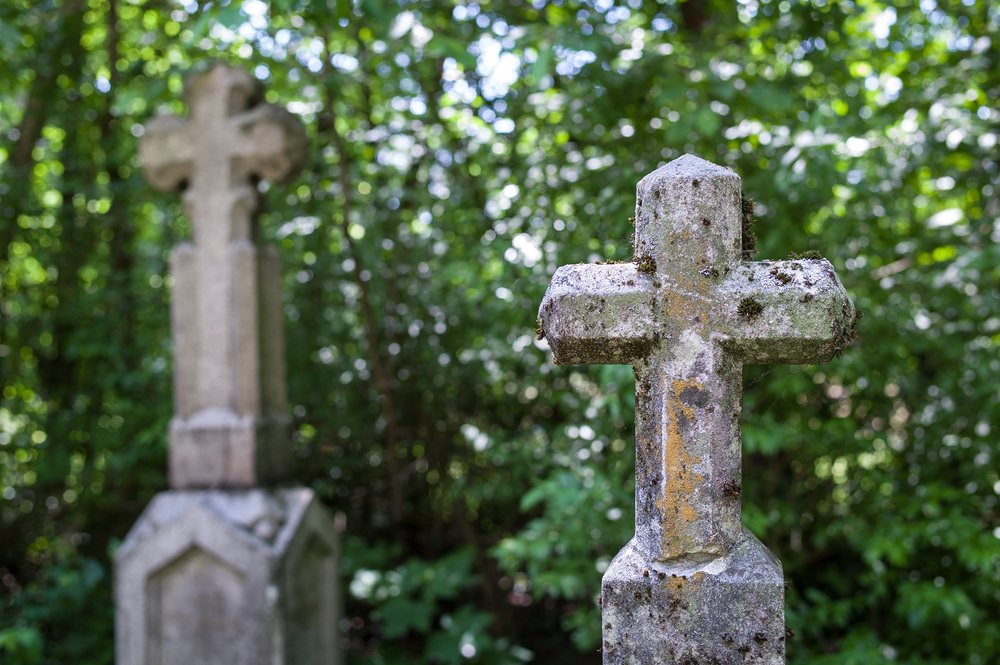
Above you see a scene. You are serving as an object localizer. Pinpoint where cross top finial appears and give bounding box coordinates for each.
[185,63,261,121]
[140,63,307,246]
[633,154,743,281]
[541,154,855,557]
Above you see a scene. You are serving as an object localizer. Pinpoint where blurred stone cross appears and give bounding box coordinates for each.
[140,63,307,488]
[538,154,856,664]
[117,63,340,665]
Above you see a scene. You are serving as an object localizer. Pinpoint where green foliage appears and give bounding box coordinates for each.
[2,1,999,664]
[494,457,635,650]
[0,556,112,665]
[344,540,532,663]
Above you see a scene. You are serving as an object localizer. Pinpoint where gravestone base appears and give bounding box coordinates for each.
[601,527,785,665]
[115,488,340,665]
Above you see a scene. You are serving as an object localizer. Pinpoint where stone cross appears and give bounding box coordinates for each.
[118,64,340,665]
[538,154,855,664]
[140,63,307,488]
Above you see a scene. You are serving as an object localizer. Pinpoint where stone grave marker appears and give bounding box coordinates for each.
[538,154,856,664]
[115,64,340,665]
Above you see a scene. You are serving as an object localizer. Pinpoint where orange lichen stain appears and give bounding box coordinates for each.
[658,291,709,338]
[658,377,706,558]
[667,577,687,593]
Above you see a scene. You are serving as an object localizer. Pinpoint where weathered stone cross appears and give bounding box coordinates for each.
[538,155,855,663]
[140,64,307,488]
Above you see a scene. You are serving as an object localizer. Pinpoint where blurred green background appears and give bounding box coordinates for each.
[1,0,998,663]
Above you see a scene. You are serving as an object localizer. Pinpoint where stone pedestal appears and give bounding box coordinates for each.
[115,489,340,665]
[601,528,785,665]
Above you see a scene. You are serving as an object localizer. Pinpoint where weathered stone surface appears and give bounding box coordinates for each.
[602,528,784,665]
[538,154,856,663]
[139,63,307,488]
[115,489,341,665]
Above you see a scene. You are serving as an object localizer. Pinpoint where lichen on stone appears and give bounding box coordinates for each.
[721,479,742,497]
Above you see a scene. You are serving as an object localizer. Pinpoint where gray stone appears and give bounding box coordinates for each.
[115,489,341,665]
[140,63,307,489]
[538,154,856,663]
[601,527,784,664]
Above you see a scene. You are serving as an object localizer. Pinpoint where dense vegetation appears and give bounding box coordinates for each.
[2,0,998,663]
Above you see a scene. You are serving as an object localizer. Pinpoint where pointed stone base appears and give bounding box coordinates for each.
[601,527,785,664]
[115,488,340,665]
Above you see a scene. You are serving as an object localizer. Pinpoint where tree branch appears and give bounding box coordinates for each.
[320,32,403,528]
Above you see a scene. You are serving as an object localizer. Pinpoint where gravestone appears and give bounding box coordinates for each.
[538,154,856,664]
[115,64,340,665]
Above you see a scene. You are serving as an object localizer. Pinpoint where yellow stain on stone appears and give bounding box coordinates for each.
[658,377,705,557]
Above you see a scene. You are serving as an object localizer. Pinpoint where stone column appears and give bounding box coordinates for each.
[538,154,856,664]
[115,64,340,665]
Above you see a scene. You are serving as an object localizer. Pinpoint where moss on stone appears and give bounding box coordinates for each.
[636,253,656,274]
[790,250,823,260]
[830,307,862,359]
[769,267,792,284]
[737,296,764,319]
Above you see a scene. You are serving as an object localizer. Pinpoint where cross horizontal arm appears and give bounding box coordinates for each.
[230,104,308,184]
[538,263,659,365]
[140,115,195,192]
[719,258,856,365]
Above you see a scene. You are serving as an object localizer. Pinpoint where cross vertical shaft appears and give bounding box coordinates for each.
[629,157,745,562]
[539,154,856,663]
